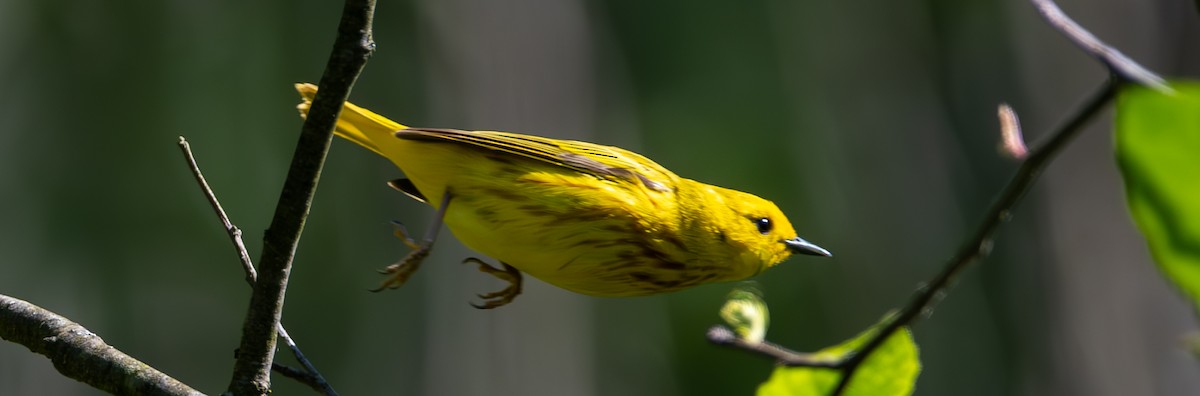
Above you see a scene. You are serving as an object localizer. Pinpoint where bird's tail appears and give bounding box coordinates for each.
[294,83,408,158]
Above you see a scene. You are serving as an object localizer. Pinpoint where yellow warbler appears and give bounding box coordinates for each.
[296,83,830,308]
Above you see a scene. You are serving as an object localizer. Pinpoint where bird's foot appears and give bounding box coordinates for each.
[462,257,523,309]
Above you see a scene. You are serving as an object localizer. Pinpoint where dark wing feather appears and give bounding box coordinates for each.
[397,128,675,192]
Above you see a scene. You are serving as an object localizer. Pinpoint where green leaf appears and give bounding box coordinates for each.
[1116,81,1200,314]
[756,320,920,396]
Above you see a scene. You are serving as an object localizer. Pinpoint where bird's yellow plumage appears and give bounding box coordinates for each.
[295,83,829,307]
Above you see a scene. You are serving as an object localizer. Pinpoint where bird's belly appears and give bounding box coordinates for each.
[439,177,729,297]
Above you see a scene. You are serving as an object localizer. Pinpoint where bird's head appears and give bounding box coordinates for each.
[707,186,831,274]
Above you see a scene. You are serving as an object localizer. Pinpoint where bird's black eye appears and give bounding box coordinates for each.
[754,217,773,234]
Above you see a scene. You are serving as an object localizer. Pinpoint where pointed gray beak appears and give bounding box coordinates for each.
[784,237,831,257]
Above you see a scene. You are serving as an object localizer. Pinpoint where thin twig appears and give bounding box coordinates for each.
[275,326,336,395]
[271,362,329,391]
[178,137,338,396]
[178,137,257,284]
[1031,0,1170,92]
[707,326,842,368]
[0,294,203,396]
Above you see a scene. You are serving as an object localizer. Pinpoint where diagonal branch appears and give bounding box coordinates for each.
[177,137,257,285]
[827,77,1118,395]
[1031,0,1170,92]
[224,0,376,394]
[709,0,1169,394]
[0,294,203,396]
[819,0,1173,392]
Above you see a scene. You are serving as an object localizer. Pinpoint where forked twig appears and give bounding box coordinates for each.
[178,137,338,396]
[708,1,1169,394]
[824,77,1119,395]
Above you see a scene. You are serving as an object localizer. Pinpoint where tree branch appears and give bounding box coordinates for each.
[826,77,1118,395]
[225,0,375,394]
[178,137,338,396]
[1031,0,1169,92]
[0,294,203,396]
[708,326,841,369]
[708,0,1169,394]
[820,0,1171,391]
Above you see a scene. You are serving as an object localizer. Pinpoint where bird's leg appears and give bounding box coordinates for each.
[462,257,523,309]
[370,192,452,292]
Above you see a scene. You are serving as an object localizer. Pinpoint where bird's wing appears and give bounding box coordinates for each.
[397,128,676,192]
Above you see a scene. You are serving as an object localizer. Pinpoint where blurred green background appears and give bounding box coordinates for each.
[2,0,1199,395]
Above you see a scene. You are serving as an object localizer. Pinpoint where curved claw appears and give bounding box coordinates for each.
[469,301,492,309]
[462,257,523,309]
